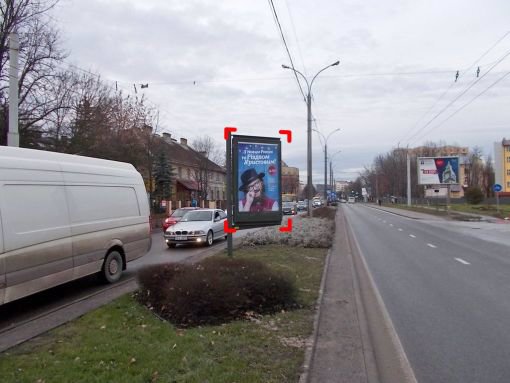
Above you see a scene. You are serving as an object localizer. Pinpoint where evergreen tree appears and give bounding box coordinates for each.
[153,152,174,206]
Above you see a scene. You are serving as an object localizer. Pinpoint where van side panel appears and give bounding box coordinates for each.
[63,179,150,279]
[1,183,73,304]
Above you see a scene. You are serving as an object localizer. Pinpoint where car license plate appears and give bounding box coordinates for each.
[175,236,187,241]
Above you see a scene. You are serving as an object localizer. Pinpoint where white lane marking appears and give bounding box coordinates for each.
[455,258,471,265]
[398,228,403,231]
[409,234,416,238]
[427,243,437,248]
[389,223,394,227]
[383,220,387,223]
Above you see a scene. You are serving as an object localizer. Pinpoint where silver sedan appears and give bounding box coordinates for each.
[163,209,227,248]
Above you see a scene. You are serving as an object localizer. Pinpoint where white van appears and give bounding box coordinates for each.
[347,196,356,203]
[0,147,151,305]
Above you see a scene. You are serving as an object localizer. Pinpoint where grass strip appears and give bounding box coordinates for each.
[0,245,326,383]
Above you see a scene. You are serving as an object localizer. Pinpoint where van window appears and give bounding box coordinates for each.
[66,186,140,224]
[1,184,70,251]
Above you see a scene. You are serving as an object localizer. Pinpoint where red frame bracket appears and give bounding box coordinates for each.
[279,218,293,232]
[279,129,292,143]
[224,220,237,234]
[224,126,238,140]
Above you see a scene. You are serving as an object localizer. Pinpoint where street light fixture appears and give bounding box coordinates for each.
[282,61,340,215]
[313,128,341,202]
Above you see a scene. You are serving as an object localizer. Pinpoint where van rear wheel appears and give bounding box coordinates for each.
[102,251,123,283]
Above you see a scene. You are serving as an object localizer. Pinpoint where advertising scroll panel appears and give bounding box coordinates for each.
[418,157,459,185]
[232,135,282,228]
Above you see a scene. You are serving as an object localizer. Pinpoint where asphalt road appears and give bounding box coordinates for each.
[342,203,510,383]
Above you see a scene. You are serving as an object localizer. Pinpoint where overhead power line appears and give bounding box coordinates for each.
[401,30,510,146]
[406,45,510,146]
[267,0,306,102]
[284,0,307,77]
[411,69,510,143]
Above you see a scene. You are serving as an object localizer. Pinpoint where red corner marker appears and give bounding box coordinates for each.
[279,129,292,143]
[224,220,237,234]
[224,126,238,140]
[279,218,293,232]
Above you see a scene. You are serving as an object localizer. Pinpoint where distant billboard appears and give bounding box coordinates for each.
[418,157,459,185]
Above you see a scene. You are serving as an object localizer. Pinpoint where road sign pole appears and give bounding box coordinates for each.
[496,191,500,213]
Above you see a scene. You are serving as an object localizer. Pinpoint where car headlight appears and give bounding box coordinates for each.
[193,230,205,235]
[167,231,175,235]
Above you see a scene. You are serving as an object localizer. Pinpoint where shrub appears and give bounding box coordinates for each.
[465,186,484,205]
[136,257,297,327]
[311,206,336,220]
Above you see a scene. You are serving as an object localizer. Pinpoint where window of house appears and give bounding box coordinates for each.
[216,173,220,181]
[187,168,191,179]
[506,147,510,152]
[507,169,510,176]
[178,167,182,178]
[508,181,510,188]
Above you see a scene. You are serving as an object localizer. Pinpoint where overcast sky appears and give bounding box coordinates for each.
[52,0,510,183]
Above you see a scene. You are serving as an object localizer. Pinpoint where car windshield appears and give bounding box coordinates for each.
[172,209,191,217]
[283,202,294,207]
[181,211,212,222]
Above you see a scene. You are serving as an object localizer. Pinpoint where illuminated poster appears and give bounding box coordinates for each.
[418,157,459,185]
[232,135,282,227]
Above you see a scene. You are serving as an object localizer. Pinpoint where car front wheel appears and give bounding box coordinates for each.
[206,230,214,246]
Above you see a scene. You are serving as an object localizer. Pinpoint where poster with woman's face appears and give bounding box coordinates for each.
[237,142,280,213]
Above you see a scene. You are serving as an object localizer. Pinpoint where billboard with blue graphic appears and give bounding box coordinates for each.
[418,157,459,185]
[232,135,282,228]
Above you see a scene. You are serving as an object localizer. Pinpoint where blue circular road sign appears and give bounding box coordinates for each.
[493,184,502,192]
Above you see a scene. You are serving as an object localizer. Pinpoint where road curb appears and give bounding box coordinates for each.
[298,247,332,383]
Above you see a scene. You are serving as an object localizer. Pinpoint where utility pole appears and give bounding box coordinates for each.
[407,148,411,206]
[307,92,312,214]
[324,140,328,202]
[8,32,19,147]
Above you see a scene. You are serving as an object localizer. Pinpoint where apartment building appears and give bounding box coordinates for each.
[494,138,510,193]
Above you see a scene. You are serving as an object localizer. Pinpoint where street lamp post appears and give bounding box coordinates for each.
[282,61,340,215]
[328,149,342,197]
[313,128,340,203]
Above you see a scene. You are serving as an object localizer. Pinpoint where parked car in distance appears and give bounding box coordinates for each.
[164,209,227,248]
[162,207,200,232]
[297,200,307,211]
[282,201,298,215]
[348,196,356,203]
[312,198,322,208]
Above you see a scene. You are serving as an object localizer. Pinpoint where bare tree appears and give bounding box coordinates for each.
[0,0,68,146]
[465,146,484,187]
[481,155,495,197]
